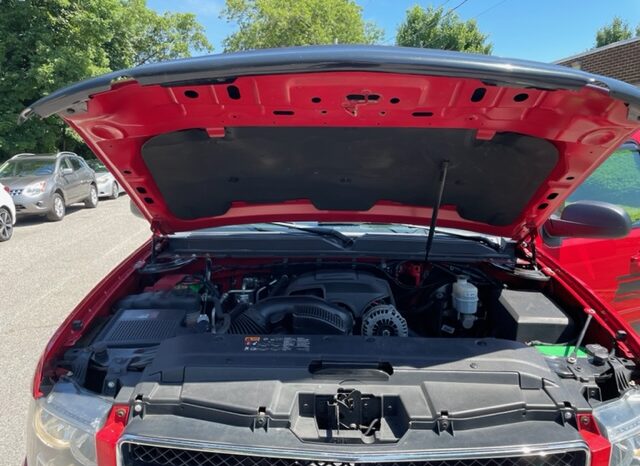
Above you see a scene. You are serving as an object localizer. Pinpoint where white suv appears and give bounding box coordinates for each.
[0,181,16,241]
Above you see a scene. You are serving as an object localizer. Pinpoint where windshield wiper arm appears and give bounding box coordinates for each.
[269,222,355,248]
[432,229,504,251]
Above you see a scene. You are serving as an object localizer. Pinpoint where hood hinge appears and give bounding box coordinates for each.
[149,220,169,261]
[150,218,172,236]
[150,234,164,262]
[519,225,539,268]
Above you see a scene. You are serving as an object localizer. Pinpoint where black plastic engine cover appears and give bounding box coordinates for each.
[283,270,394,317]
[93,308,190,347]
[135,334,588,441]
[114,290,200,312]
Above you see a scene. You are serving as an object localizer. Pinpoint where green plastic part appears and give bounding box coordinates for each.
[534,345,588,358]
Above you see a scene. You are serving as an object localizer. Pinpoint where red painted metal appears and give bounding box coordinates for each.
[61,72,640,239]
[95,404,130,466]
[537,249,640,358]
[541,230,640,322]
[577,414,611,466]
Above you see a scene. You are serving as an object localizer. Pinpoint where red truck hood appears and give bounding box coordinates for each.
[23,46,640,238]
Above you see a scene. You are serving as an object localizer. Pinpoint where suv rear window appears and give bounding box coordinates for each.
[0,159,55,177]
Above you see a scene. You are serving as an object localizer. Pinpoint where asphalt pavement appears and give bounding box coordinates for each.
[0,195,148,465]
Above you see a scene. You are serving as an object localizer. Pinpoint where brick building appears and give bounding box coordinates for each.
[555,37,640,86]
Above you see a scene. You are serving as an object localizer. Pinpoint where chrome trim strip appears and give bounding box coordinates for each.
[116,434,590,466]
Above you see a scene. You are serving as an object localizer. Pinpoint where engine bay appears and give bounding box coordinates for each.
[60,256,636,422]
[87,262,577,346]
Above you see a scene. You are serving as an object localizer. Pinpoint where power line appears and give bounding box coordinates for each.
[472,0,509,19]
[448,0,470,13]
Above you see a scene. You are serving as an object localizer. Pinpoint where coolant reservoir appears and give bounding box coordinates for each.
[452,276,478,329]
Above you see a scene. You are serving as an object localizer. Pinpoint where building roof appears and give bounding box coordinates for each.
[556,37,640,85]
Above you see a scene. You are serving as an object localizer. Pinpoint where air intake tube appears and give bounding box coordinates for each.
[228,296,354,335]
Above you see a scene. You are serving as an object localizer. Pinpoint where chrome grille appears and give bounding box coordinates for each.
[123,444,586,466]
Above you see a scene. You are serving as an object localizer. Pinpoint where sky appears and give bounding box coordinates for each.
[147,0,640,63]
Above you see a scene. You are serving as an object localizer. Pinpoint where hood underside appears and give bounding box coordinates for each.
[24,46,640,238]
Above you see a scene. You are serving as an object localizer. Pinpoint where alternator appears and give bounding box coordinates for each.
[361,305,408,337]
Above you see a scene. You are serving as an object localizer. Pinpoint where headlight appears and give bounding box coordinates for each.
[593,390,640,466]
[97,175,109,183]
[27,380,112,466]
[23,181,47,196]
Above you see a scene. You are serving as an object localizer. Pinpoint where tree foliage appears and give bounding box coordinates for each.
[396,6,492,54]
[595,17,635,48]
[221,0,384,52]
[0,0,212,161]
[108,0,212,69]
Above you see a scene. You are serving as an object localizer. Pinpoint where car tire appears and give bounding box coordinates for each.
[0,207,13,242]
[47,193,65,222]
[109,182,119,200]
[85,185,98,208]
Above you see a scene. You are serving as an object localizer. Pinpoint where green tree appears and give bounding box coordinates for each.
[396,5,492,54]
[595,17,634,48]
[0,0,212,162]
[108,0,212,69]
[221,0,384,52]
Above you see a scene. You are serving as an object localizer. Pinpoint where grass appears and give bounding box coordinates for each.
[622,205,640,224]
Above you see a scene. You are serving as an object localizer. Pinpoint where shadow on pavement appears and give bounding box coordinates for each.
[14,204,91,228]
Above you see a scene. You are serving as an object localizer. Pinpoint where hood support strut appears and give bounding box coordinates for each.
[425,160,450,262]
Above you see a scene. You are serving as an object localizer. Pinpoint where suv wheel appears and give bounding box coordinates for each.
[85,185,98,208]
[0,207,13,242]
[47,193,65,221]
[109,182,119,200]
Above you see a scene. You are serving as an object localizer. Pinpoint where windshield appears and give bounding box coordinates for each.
[0,158,56,177]
[567,146,640,225]
[86,159,107,172]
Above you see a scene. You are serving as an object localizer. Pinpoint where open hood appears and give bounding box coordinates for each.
[23,46,640,239]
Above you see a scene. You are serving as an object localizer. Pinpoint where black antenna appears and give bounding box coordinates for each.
[425,160,450,262]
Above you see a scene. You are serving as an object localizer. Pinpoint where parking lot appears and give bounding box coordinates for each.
[0,196,148,465]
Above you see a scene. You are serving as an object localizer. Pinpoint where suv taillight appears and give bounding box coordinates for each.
[3,185,9,193]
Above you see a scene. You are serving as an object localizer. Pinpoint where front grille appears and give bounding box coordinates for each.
[123,444,586,466]
[14,204,25,211]
[10,189,22,196]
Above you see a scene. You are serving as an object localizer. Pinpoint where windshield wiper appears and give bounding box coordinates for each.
[317,222,501,249]
[269,222,355,248]
[432,229,504,251]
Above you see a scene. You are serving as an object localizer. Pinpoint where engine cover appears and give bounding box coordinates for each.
[283,270,394,317]
[228,296,354,335]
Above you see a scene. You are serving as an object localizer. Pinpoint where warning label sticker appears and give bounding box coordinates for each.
[243,336,310,352]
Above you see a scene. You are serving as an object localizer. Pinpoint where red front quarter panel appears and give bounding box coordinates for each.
[540,228,640,329]
[537,247,640,358]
